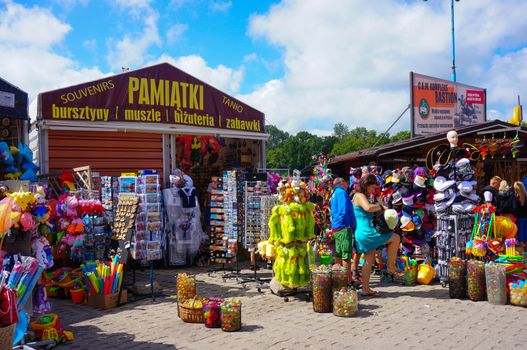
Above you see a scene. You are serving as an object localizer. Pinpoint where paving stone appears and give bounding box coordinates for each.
[50,266,527,349]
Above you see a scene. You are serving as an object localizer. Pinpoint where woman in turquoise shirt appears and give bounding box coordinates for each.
[353,174,400,297]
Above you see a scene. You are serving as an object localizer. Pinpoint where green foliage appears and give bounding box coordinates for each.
[265,124,411,170]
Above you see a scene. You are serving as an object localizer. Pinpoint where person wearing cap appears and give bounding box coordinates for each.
[330,177,357,283]
[480,176,501,207]
[353,174,400,297]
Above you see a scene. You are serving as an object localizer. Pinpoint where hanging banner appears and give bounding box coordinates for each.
[410,72,486,137]
[39,63,265,133]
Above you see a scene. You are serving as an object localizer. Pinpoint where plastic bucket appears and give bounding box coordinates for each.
[417,264,436,285]
[320,255,333,265]
[70,289,85,304]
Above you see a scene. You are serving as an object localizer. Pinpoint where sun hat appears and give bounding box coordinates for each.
[402,195,414,207]
[455,158,472,173]
[402,220,415,232]
[433,176,456,192]
[391,191,402,204]
[400,215,412,229]
[384,209,399,230]
[457,180,477,194]
[414,167,427,178]
[414,175,426,188]
[460,191,480,202]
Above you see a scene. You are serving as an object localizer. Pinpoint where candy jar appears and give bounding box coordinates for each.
[333,288,358,317]
[311,269,332,313]
[467,260,486,301]
[509,280,527,307]
[176,273,196,302]
[220,298,242,332]
[484,262,506,305]
[331,265,348,293]
[203,298,223,328]
[448,258,467,299]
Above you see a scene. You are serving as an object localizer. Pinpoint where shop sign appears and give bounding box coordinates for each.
[410,72,486,137]
[39,63,265,133]
[0,91,15,108]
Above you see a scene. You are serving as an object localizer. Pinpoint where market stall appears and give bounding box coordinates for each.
[33,63,269,267]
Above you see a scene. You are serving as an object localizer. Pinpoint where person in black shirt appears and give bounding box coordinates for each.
[514,181,527,253]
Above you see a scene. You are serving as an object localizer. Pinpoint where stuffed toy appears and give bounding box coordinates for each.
[176,135,194,169]
[60,170,76,191]
[8,191,36,211]
[33,204,51,224]
[268,206,282,244]
[20,212,35,231]
[70,235,85,260]
[277,205,295,244]
[32,236,54,269]
[63,196,79,217]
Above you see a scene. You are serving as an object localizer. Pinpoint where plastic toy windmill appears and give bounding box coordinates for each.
[477,136,489,160]
[511,133,522,158]
[488,135,498,159]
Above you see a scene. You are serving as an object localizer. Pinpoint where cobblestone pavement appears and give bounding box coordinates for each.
[50,265,527,350]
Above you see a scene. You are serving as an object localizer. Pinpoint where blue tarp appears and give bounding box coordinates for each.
[0,77,28,120]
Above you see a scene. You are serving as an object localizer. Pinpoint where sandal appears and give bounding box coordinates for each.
[361,290,381,298]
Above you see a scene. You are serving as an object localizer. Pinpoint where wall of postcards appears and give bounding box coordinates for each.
[134,173,163,261]
[222,170,245,259]
[209,176,228,263]
[243,181,269,249]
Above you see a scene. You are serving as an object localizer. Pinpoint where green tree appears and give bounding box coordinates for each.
[390,130,411,143]
[266,124,290,149]
[333,122,350,139]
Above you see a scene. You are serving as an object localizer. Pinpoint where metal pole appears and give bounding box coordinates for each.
[451,0,457,82]
[372,104,410,147]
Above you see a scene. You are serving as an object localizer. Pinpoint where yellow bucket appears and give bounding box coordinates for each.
[417,264,436,285]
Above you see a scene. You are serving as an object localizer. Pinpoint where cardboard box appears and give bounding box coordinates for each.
[88,290,128,310]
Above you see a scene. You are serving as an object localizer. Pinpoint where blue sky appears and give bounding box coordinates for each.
[1,0,527,135]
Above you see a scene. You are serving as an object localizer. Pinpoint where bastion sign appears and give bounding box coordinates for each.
[39,63,265,133]
[410,72,486,137]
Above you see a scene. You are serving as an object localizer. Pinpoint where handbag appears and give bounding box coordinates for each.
[372,208,391,235]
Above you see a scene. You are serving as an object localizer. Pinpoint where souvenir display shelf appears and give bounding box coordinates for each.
[209,176,229,264]
[243,180,269,249]
[134,173,163,262]
[436,214,473,287]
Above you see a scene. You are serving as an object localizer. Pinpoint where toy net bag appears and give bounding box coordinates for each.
[467,260,486,301]
[484,262,506,305]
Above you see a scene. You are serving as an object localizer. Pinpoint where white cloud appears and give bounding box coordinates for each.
[245,0,527,134]
[0,1,107,121]
[209,1,231,13]
[166,23,188,44]
[106,12,161,70]
[150,54,244,94]
[0,1,71,49]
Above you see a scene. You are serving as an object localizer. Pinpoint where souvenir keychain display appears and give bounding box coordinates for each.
[112,194,139,241]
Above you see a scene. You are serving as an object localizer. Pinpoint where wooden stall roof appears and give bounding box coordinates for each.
[331,120,520,166]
